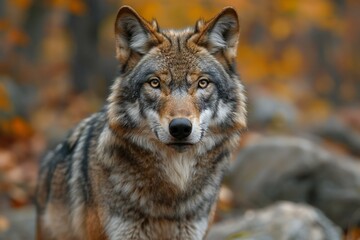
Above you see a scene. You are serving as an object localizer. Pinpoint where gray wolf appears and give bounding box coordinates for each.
[36,5,246,240]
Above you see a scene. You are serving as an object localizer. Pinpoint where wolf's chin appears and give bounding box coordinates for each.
[166,143,193,152]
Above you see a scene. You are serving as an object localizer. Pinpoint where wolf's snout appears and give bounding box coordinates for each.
[169,118,192,139]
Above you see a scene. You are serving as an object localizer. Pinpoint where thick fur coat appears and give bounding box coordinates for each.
[36,6,246,240]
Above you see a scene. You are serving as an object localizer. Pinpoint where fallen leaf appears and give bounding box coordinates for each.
[0,215,10,233]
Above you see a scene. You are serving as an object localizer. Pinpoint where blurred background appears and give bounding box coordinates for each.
[0,0,359,239]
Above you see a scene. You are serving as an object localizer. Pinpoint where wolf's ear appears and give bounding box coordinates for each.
[114,6,163,69]
[193,7,240,60]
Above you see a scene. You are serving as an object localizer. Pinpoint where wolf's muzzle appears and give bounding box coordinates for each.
[169,118,192,140]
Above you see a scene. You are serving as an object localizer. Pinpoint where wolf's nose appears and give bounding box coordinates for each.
[169,118,192,139]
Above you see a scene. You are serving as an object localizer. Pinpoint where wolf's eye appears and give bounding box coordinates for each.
[149,78,160,88]
[198,78,209,89]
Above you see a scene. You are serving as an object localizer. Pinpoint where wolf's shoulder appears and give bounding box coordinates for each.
[39,108,107,170]
[66,108,107,151]
[36,108,107,210]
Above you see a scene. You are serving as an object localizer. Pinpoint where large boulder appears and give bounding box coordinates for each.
[208,202,341,240]
[227,136,360,228]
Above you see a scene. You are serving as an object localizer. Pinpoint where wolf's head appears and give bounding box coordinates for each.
[108,6,246,152]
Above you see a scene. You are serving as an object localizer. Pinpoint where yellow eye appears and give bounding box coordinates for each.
[149,78,160,88]
[198,78,209,89]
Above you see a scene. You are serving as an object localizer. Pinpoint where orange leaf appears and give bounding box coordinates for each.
[11,117,33,139]
[7,28,29,46]
[314,73,334,94]
[49,0,68,8]
[10,0,32,10]
[0,83,11,111]
[345,227,360,240]
[0,215,10,233]
[68,0,87,16]
[270,18,292,40]
[0,19,9,31]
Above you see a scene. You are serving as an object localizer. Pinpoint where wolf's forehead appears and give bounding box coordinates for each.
[152,29,202,77]
[161,30,198,59]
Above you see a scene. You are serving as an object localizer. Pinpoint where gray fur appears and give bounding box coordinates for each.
[36,6,246,240]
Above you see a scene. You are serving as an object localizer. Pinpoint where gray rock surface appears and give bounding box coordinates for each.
[207,202,341,240]
[227,136,360,228]
[248,94,298,129]
[315,117,360,156]
[0,206,35,240]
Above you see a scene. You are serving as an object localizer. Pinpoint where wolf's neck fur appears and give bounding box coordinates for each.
[161,153,196,191]
[98,124,199,191]
[96,123,228,219]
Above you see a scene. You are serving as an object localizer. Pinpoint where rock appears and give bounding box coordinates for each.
[315,117,360,156]
[247,93,298,130]
[0,77,36,118]
[227,136,360,228]
[207,202,341,240]
[0,206,36,240]
[208,201,341,240]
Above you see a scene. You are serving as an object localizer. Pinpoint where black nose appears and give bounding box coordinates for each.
[169,118,192,140]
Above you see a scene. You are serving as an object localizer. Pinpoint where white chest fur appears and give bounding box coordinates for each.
[161,154,195,191]
[106,215,208,240]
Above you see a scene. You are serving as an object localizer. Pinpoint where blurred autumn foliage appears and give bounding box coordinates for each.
[0,0,359,237]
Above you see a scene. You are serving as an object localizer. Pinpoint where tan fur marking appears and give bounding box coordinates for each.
[205,202,217,237]
[159,95,200,121]
[86,209,108,240]
[43,203,76,239]
[36,216,45,240]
